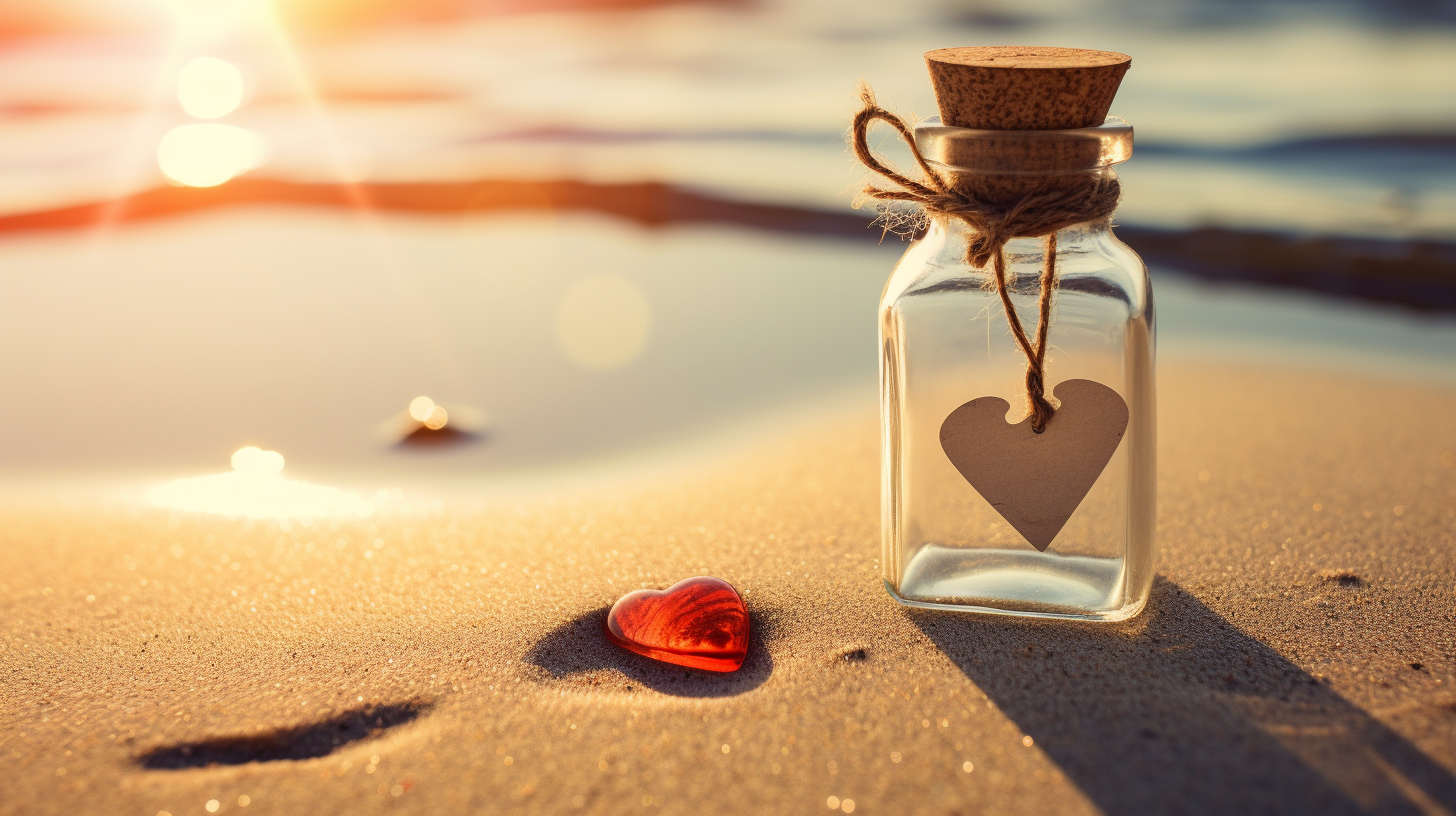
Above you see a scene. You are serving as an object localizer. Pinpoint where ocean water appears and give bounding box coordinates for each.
[3,0,1455,235]
[0,0,1453,478]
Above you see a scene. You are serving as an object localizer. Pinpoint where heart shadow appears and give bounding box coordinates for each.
[907,577,1456,814]
[524,606,774,698]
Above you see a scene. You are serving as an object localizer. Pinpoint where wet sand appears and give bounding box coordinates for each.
[3,361,1455,815]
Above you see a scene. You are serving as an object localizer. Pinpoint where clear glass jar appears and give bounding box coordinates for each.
[879,117,1155,621]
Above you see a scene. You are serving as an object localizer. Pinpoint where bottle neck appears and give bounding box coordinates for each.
[925,214,1114,258]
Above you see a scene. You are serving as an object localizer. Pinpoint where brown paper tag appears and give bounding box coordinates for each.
[939,379,1129,552]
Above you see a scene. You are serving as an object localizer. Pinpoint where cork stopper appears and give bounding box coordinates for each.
[925,46,1131,130]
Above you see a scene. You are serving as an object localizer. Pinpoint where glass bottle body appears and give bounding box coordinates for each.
[879,210,1155,621]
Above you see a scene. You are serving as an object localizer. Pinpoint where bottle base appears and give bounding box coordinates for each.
[883,579,1147,622]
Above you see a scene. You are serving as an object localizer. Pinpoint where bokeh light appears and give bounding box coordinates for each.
[177,57,245,119]
[157,123,265,187]
[405,397,451,430]
[408,396,435,422]
[555,275,652,371]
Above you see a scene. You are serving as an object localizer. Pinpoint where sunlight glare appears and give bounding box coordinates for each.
[424,406,449,430]
[157,123,265,187]
[177,57,246,119]
[150,448,373,519]
[231,445,284,474]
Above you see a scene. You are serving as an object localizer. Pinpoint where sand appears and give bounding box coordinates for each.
[3,361,1455,816]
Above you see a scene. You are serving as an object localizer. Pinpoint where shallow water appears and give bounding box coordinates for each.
[0,210,1451,478]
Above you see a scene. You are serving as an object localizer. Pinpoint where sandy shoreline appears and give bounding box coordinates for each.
[3,361,1454,815]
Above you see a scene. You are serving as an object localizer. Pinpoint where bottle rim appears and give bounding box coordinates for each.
[912,115,1132,176]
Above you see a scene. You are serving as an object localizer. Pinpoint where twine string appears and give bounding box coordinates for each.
[850,83,1119,432]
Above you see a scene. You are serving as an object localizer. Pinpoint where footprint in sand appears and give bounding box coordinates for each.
[137,701,430,769]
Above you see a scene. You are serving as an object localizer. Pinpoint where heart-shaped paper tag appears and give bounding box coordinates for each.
[939,379,1129,552]
[604,576,749,672]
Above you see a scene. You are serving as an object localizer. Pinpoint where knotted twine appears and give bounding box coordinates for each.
[850,84,1121,432]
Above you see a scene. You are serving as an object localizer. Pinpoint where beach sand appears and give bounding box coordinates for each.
[3,361,1454,815]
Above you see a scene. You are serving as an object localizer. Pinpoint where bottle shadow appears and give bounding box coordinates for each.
[524,606,773,698]
[907,578,1456,815]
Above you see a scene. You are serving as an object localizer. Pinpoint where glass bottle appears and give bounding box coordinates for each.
[879,116,1154,621]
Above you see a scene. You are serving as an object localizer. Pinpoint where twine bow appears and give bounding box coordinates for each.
[850,84,1120,432]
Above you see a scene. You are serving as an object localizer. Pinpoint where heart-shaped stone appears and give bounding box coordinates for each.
[940,379,1129,552]
[604,576,749,672]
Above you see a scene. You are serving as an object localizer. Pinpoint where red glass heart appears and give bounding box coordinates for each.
[604,576,749,673]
